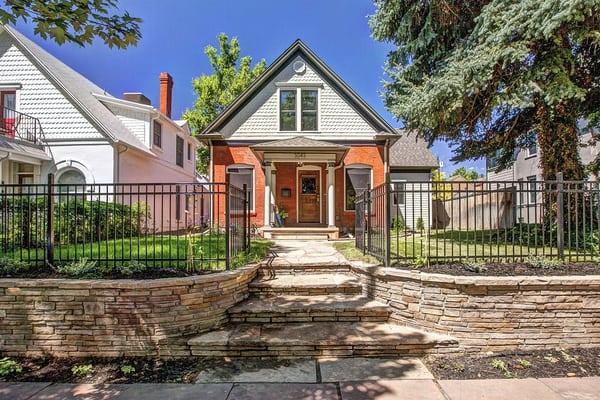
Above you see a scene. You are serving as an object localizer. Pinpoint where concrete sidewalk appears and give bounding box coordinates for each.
[2,377,600,400]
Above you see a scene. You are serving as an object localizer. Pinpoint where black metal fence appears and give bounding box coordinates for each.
[0,175,251,270]
[1,107,42,144]
[356,173,600,266]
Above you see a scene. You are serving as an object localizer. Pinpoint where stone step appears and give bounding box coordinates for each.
[249,273,362,296]
[188,322,459,358]
[229,294,391,323]
[258,262,351,275]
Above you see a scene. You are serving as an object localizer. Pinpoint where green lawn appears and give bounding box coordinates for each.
[4,234,273,270]
[332,240,380,264]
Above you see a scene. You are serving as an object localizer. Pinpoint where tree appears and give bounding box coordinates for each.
[370,0,600,181]
[0,0,141,49]
[184,33,266,174]
[451,167,480,181]
[431,169,451,200]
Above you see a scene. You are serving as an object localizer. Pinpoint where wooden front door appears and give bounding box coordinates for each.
[298,171,320,223]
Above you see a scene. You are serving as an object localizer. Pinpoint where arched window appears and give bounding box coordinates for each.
[56,168,86,193]
[226,164,255,211]
[344,164,372,211]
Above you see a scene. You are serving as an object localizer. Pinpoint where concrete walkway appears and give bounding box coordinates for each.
[3,377,600,400]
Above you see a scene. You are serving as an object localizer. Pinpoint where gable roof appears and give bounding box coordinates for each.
[202,39,397,136]
[1,25,151,154]
[390,130,439,169]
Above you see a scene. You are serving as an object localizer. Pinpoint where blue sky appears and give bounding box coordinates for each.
[14,0,484,175]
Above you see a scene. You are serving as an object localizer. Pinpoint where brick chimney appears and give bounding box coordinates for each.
[159,72,173,118]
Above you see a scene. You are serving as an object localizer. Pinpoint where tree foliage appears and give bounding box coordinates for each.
[0,0,141,48]
[451,167,480,181]
[371,0,600,180]
[184,33,266,174]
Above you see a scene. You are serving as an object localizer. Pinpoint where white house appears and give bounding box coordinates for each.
[0,25,199,186]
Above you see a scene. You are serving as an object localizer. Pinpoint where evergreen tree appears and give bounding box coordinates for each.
[371,0,600,180]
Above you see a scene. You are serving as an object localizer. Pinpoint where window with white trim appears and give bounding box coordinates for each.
[345,166,371,211]
[279,90,296,131]
[153,121,162,148]
[392,181,405,205]
[176,136,184,167]
[527,175,537,204]
[301,89,318,131]
[227,165,254,210]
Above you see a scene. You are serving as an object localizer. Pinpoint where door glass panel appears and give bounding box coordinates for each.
[3,93,15,112]
[302,177,317,194]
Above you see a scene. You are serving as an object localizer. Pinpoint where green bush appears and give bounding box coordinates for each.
[0,358,22,377]
[392,213,405,232]
[57,258,100,278]
[0,257,32,276]
[102,260,148,277]
[72,364,94,377]
[416,217,425,234]
[0,197,150,250]
[525,255,564,269]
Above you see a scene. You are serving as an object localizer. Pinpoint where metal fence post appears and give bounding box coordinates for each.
[365,183,371,255]
[556,172,564,259]
[242,183,248,252]
[46,173,54,267]
[384,173,391,267]
[225,176,231,270]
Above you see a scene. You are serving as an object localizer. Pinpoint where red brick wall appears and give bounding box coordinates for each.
[213,145,264,226]
[336,145,385,232]
[212,144,384,231]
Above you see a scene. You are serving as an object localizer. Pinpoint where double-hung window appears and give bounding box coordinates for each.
[527,175,537,204]
[279,88,319,131]
[153,121,162,148]
[176,136,184,167]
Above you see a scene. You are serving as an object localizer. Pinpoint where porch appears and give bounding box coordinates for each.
[251,137,349,240]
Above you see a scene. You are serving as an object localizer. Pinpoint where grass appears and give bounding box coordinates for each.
[391,229,591,262]
[3,234,273,271]
[332,240,380,264]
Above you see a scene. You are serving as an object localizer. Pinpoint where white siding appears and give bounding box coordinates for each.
[0,32,103,140]
[390,171,432,230]
[221,55,378,139]
[105,103,150,145]
[41,142,115,183]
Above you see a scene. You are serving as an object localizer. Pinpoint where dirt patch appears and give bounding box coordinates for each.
[0,357,204,384]
[425,348,600,380]
[0,267,207,280]
[393,262,600,276]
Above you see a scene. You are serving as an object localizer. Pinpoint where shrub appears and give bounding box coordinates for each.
[416,217,425,234]
[57,259,100,278]
[525,255,564,269]
[0,358,22,377]
[113,260,147,277]
[392,213,405,232]
[463,258,487,273]
[412,255,428,269]
[0,257,32,276]
[72,364,94,377]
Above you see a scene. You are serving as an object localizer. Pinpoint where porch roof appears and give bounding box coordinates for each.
[250,136,349,164]
[0,136,51,164]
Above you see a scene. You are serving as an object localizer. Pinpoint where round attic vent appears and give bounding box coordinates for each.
[293,60,306,74]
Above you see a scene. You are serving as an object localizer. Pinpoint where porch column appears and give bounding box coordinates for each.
[327,162,335,227]
[263,161,272,227]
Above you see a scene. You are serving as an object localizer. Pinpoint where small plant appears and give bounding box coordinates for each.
[392,213,405,232]
[0,257,32,276]
[412,255,428,269]
[525,255,564,269]
[72,364,95,377]
[117,260,147,277]
[0,357,22,377]
[491,358,513,378]
[415,217,425,234]
[464,258,488,273]
[518,359,532,368]
[120,365,136,375]
[58,258,100,278]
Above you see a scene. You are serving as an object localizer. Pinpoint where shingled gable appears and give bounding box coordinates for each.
[201,39,397,136]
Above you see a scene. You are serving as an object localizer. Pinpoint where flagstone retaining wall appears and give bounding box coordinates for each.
[352,265,600,352]
[0,264,258,358]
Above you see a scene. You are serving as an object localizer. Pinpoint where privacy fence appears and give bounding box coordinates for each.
[355,173,600,266]
[0,174,251,270]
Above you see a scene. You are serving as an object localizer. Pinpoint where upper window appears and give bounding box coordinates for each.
[153,121,162,148]
[227,165,254,210]
[526,142,537,157]
[176,136,184,167]
[345,166,371,211]
[301,89,318,131]
[187,142,192,161]
[392,182,405,206]
[527,175,537,204]
[279,90,296,131]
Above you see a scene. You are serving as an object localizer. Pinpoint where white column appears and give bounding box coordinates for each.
[327,163,335,227]
[264,162,272,227]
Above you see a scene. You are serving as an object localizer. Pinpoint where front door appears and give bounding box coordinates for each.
[298,171,320,223]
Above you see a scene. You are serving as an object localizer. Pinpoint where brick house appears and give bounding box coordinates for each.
[201,40,438,238]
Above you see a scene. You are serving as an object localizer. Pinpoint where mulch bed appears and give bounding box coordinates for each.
[425,348,600,380]
[1,357,204,384]
[0,267,207,280]
[394,262,600,276]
